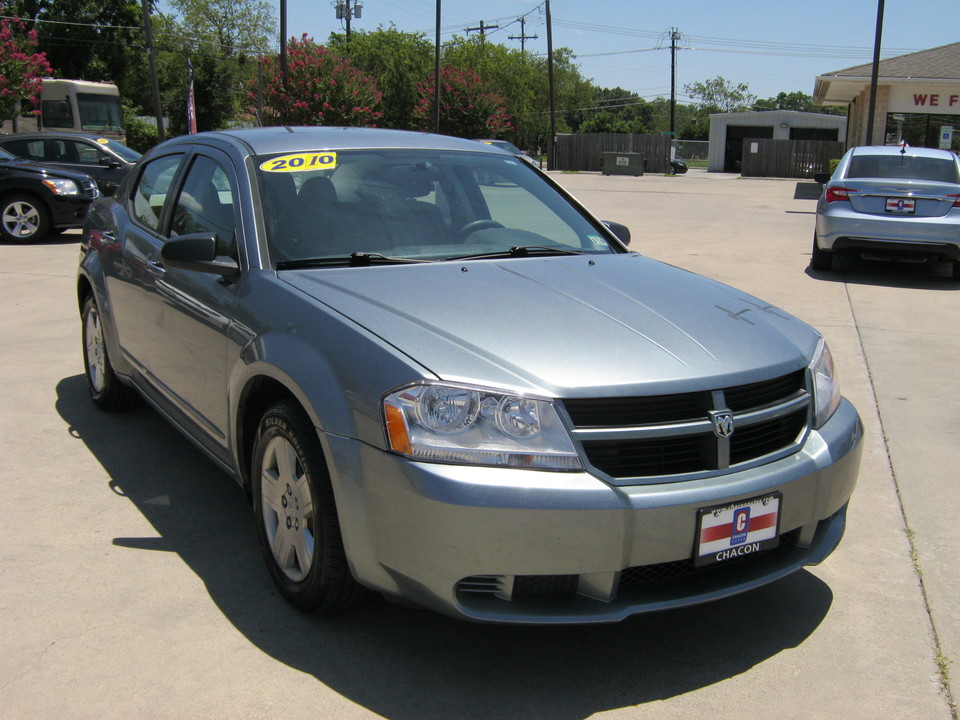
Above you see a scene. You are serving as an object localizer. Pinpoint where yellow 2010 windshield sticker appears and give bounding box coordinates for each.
[259,152,337,173]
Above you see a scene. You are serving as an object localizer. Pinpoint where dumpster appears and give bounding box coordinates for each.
[601,151,644,176]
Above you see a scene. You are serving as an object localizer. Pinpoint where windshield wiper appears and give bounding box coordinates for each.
[276,251,434,270]
[446,245,585,261]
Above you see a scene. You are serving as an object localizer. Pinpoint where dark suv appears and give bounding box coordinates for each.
[0,146,99,243]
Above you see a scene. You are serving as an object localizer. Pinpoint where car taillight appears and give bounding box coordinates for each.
[948,194,960,208]
[825,186,856,203]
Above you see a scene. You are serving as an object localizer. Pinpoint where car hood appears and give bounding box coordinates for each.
[280,254,819,397]
[1,157,93,183]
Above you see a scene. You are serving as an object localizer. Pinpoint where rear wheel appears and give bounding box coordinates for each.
[0,194,49,243]
[810,232,833,271]
[252,399,368,613]
[82,295,138,411]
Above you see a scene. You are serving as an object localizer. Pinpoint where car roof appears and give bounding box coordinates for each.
[0,131,111,143]
[162,126,499,157]
[850,145,959,160]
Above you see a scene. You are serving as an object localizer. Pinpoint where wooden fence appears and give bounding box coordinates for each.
[553,133,671,173]
[740,139,845,178]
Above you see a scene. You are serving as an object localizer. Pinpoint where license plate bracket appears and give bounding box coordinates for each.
[885,197,916,214]
[695,493,782,567]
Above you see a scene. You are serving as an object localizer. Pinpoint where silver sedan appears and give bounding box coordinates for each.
[78,127,862,623]
[812,145,960,278]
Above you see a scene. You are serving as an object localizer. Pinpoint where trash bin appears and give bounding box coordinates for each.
[601,152,644,176]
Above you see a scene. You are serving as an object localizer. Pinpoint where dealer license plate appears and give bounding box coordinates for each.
[885,198,916,214]
[694,494,781,567]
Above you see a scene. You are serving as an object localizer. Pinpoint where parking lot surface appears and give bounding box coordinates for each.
[1,169,956,719]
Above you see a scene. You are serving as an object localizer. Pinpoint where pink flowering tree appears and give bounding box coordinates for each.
[0,9,53,124]
[252,35,382,127]
[413,66,513,138]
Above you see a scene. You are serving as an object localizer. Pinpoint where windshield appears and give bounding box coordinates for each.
[104,140,141,163]
[256,149,617,266]
[0,147,14,161]
[847,153,959,183]
[77,93,124,134]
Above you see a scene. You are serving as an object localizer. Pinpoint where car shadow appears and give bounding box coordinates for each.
[56,373,833,719]
[806,253,960,290]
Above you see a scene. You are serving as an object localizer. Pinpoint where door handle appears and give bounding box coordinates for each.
[145,260,166,277]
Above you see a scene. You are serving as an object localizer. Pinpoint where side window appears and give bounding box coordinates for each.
[41,100,73,129]
[2,139,43,161]
[169,155,238,258]
[131,154,184,232]
[66,140,101,165]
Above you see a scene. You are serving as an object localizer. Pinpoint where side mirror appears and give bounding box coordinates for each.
[161,233,240,281]
[603,220,631,247]
[814,173,831,185]
[99,156,122,169]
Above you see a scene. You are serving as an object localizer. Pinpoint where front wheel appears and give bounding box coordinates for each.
[81,296,138,411]
[1,194,50,243]
[810,232,833,271]
[252,399,367,613]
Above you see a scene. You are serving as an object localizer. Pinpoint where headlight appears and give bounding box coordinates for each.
[383,382,582,470]
[810,338,841,428]
[41,178,80,195]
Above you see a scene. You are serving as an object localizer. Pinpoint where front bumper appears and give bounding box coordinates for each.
[50,195,95,229]
[325,398,863,624]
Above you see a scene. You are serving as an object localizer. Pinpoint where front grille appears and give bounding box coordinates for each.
[584,435,708,477]
[566,370,810,481]
[729,408,806,464]
[79,178,99,198]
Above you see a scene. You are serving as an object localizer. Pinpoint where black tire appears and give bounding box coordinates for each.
[252,399,368,613]
[952,261,960,281]
[0,194,50,244]
[810,232,833,271]
[81,295,138,411]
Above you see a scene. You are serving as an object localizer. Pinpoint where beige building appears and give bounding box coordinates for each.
[814,42,960,149]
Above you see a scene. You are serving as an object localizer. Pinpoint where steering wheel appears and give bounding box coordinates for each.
[457,219,504,241]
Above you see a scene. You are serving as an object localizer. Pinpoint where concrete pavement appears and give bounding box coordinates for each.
[0,170,955,719]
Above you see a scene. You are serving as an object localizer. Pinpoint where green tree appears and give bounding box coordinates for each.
[756,90,846,116]
[169,0,274,55]
[161,0,275,132]
[684,76,756,113]
[572,87,649,134]
[253,35,382,127]
[0,7,52,124]
[327,26,432,130]
[6,0,142,88]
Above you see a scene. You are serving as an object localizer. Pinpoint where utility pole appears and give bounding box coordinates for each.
[434,0,441,133]
[669,27,681,140]
[509,16,537,53]
[280,0,287,124]
[466,20,499,41]
[140,0,165,141]
[335,1,363,40]
[545,0,555,170]
[865,0,885,145]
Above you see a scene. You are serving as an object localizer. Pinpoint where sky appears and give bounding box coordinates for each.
[260,0,955,104]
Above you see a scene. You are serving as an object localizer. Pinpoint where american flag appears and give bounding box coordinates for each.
[187,60,198,134]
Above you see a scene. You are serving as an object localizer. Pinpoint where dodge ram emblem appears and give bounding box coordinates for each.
[710,410,735,438]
